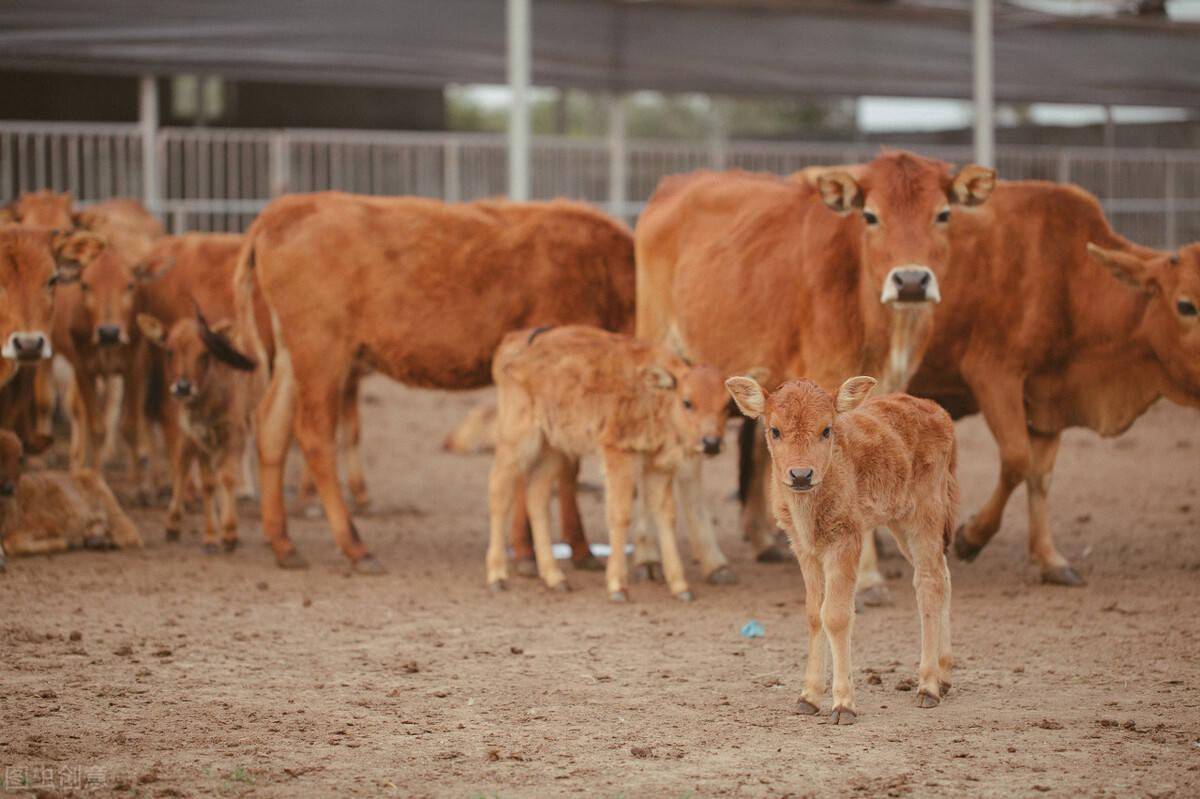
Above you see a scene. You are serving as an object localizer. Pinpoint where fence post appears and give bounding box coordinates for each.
[139,75,159,215]
[443,138,461,203]
[608,93,627,219]
[1056,149,1070,184]
[709,100,727,169]
[1165,155,1177,251]
[269,131,290,197]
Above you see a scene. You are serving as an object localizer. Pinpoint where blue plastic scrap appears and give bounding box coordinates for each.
[739,619,765,639]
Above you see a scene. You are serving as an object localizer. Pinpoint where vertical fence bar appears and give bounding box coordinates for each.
[269,131,290,197]
[972,0,995,168]
[608,93,627,219]
[1164,155,1177,251]
[139,75,159,214]
[443,139,461,202]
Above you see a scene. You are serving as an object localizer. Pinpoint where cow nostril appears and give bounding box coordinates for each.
[892,272,905,286]
[702,436,722,455]
[919,272,931,286]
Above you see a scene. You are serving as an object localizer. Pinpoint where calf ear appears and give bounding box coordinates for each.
[1086,243,1158,294]
[816,171,864,214]
[640,365,676,391]
[136,313,167,346]
[197,311,257,372]
[950,165,996,206]
[725,376,766,419]
[835,376,877,413]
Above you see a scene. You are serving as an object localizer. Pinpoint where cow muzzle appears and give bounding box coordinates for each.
[881,266,940,304]
[95,324,125,347]
[1,332,51,362]
[785,466,818,493]
[700,436,723,456]
[170,378,195,401]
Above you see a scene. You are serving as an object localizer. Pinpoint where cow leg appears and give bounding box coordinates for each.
[643,466,691,600]
[558,458,598,570]
[119,365,152,506]
[487,443,523,591]
[1026,431,1080,585]
[197,457,219,554]
[906,522,952,708]
[740,429,789,562]
[99,375,123,467]
[600,448,638,601]
[526,448,569,591]
[67,372,103,470]
[676,453,734,584]
[796,551,826,715]
[822,539,860,725]
[32,361,55,447]
[340,369,369,511]
[218,451,240,552]
[255,344,304,567]
[165,439,194,542]
[507,478,537,577]
[296,462,320,518]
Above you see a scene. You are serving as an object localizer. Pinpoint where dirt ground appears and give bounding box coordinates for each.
[1,377,1198,798]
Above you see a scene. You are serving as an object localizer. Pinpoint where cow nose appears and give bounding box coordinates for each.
[882,266,940,304]
[702,436,723,456]
[8,333,48,361]
[0,480,14,497]
[171,378,193,398]
[787,467,814,489]
[96,324,122,346]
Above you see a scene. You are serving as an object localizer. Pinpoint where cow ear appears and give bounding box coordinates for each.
[950,165,996,206]
[134,254,175,283]
[816,171,863,214]
[1086,243,1158,294]
[641,365,676,391]
[725,376,766,419]
[835,376,877,413]
[52,230,104,274]
[136,313,167,346]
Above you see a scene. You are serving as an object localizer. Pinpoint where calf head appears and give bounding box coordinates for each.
[1088,242,1200,397]
[0,429,22,498]
[5,190,74,230]
[643,359,731,457]
[816,152,994,306]
[138,312,256,405]
[726,375,876,493]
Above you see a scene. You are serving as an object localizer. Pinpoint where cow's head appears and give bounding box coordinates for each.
[1088,241,1200,397]
[643,358,731,457]
[816,152,994,306]
[138,312,256,405]
[0,429,22,499]
[4,190,75,230]
[70,237,161,349]
[726,375,875,493]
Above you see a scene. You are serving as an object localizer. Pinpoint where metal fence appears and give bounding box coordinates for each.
[2,121,1199,249]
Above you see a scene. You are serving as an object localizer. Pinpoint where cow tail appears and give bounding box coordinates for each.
[234,227,269,375]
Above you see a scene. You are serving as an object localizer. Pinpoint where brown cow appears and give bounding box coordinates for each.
[2,190,74,230]
[76,198,164,265]
[634,152,992,590]
[906,180,1200,585]
[488,326,731,600]
[726,375,957,724]
[0,429,141,571]
[138,312,256,553]
[236,194,635,570]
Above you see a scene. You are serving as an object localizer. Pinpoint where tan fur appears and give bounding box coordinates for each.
[487,326,729,599]
[442,402,497,454]
[726,376,957,723]
[2,190,74,230]
[0,430,141,568]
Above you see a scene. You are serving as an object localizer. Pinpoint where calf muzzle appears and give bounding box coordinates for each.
[786,467,816,492]
[701,436,723,456]
[881,266,940,304]
[170,378,195,400]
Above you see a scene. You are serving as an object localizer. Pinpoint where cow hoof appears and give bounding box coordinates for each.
[858,583,893,608]
[514,559,538,578]
[165,529,181,543]
[354,555,386,575]
[609,590,628,603]
[276,550,309,570]
[571,553,604,572]
[829,707,857,726]
[203,543,220,555]
[489,579,508,593]
[916,690,941,709]
[222,540,239,553]
[756,544,790,564]
[634,562,663,582]
[706,565,738,585]
[796,699,820,716]
[675,590,695,603]
[953,524,984,562]
[550,580,572,593]
[1042,566,1085,586]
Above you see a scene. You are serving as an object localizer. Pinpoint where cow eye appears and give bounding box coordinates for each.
[1178,299,1198,317]
[821,425,832,439]
[862,210,879,226]
[935,208,951,224]
[682,398,694,410]
[770,426,781,440]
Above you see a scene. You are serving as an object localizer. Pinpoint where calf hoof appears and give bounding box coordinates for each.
[939,680,952,697]
[571,553,604,572]
[916,690,941,709]
[488,579,508,593]
[634,562,663,582]
[675,590,695,603]
[83,535,113,550]
[222,539,239,554]
[829,707,857,726]
[550,580,572,593]
[514,559,538,578]
[276,550,309,570]
[705,565,738,586]
[165,529,181,543]
[796,699,821,716]
[953,524,984,562]
[1041,566,1085,586]
[609,590,628,603]
[756,544,790,564]
[354,555,386,575]
[857,583,893,608]
[203,543,220,555]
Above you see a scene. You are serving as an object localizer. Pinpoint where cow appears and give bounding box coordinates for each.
[904,180,1200,585]
[487,325,731,600]
[633,152,993,592]
[235,194,636,571]
[2,190,74,230]
[726,375,957,724]
[137,311,256,553]
[75,198,164,265]
[0,429,141,571]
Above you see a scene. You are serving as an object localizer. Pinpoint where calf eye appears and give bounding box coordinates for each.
[862,210,879,226]
[682,398,694,410]
[821,426,832,439]
[770,426,781,440]
[1177,299,1198,317]
[936,209,951,224]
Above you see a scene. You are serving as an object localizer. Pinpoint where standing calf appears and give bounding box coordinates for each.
[725,375,957,724]
[487,326,730,601]
[0,430,141,570]
[138,312,256,553]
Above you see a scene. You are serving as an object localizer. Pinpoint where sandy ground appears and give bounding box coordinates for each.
[1,377,1198,798]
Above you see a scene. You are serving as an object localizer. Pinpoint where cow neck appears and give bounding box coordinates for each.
[879,304,933,393]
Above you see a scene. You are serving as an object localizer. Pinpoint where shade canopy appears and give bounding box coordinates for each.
[0,0,1197,107]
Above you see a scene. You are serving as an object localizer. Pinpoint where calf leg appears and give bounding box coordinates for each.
[1027,432,1080,585]
[601,448,638,601]
[526,449,569,591]
[507,478,537,577]
[643,466,691,600]
[821,542,860,725]
[165,440,194,542]
[487,443,522,590]
[740,429,789,562]
[3,528,69,556]
[197,458,220,554]
[255,344,304,567]
[217,451,240,551]
[82,472,142,549]
[558,458,599,570]
[907,523,952,708]
[676,454,735,585]
[796,551,826,715]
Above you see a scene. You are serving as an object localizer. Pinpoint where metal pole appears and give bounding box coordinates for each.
[972,0,994,168]
[507,0,531,201]
[608,93,627,220]
[138,75,159,213]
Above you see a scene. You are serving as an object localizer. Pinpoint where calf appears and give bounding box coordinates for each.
[487,325,730,600]
[138,312,256,553]
[725,375,957,724]
[0,430,141,570]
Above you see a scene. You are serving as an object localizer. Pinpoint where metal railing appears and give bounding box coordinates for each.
[2,121,1198,249]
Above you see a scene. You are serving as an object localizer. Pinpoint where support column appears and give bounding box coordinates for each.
[139,75,159,214]
[972,0,994,168]
[608,93,627,220]
[507,0,531,201]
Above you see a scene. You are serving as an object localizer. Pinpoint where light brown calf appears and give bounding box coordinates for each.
[138,312,256,553]
[0,430,141,571]
[726,375,957,724]
[487,326,730,600]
